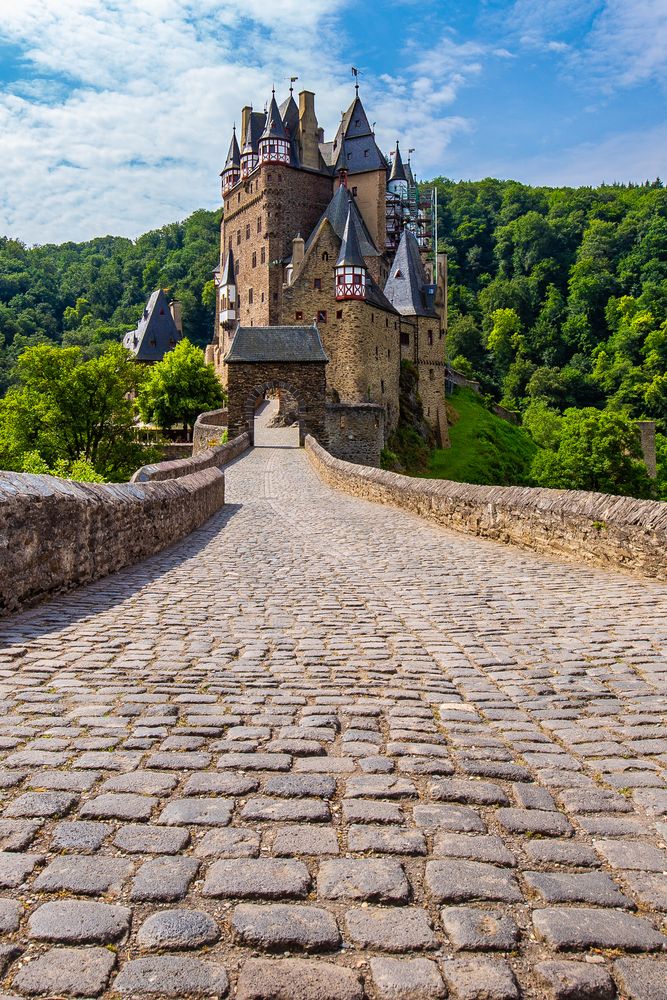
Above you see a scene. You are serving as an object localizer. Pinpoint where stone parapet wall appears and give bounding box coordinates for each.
[306,436,667,581]
[0,468,226,616]
[132,433,249,483]
[193,408,229,455]
[325,403,385,468]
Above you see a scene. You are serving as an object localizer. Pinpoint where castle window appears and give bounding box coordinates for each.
[261,247,266,264]
[401,331,410,346]
[295,311,303,321]
[236,229,241,246]
[429,368,434,381]
[261,292,265,302]
[235,260,240,275]
[248,288,254,304]
[273,292,278,301]
[252,251,257,268]
[428,330,434,345]
[440,328,444,339]
[375,346,378,360]
[381,379,385,394]
[314,278,321,290]
[355,119,360,127]
[257,218,262,232]
[371,313,375,323]
[394,269,402,278]
[364,149,369,157]
[385,318,388,327]
[322,252,329,262]
[317,310,327,323]
[245,224,250,240]
[388,349,391,359]
[149,337,156,347]
[352,186,358,196]
[336,309,343,319]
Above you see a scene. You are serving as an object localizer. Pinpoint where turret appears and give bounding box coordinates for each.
[388,142,408,200]
[218,248,237,327]
[241,115,258,177]
[221,126,241,195]
[335,202,367,301]
[258,91,291,165]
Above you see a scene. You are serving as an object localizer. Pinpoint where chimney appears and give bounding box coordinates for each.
[169,300,183,335]
[241,105,252,143]
[298,90,320,170]
[292,235,305,270]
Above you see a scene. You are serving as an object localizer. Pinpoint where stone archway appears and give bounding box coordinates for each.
[244,380,308,446]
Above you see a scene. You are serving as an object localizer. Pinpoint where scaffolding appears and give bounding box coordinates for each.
[385,175,434,256]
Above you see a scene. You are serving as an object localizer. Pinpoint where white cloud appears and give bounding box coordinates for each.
[0,1,489,243]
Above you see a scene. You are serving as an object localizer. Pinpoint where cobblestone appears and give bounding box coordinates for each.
[1,445,667,997]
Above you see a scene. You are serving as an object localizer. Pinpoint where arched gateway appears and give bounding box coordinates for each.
[225,325,328,446]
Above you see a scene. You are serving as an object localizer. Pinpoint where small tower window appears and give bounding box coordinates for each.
[335,265,366,301]
[248,288,254,305]
[428,331,433,345]
[245,224,250,240]
[236,229,241,246]
[375,346,378,360]
[314,278,321,290]
[295,311,303,321]
[429,368,435,381]
[401,331,410,346]
[317,310,327,323]
[336,309,343,319]
[352,186,358,196]
[322,252,329,262]
[261,247,266,264]
[257,218,262,232]
[252,251,257,268]
[381,380,385,394]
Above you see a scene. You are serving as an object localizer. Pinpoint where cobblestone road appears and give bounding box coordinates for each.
[0,446,666,999]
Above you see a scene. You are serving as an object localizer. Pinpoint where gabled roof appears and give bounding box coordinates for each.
[389,142,407,183]
[261,93,288,141]
[306,185,379,257]
[122,289,182,362]
[330,95,387,175]
[223,127,240,172]
[225,325,328,364]
[242,111,266,154]
[220,247,235,287]
[384,229,438,318]
[337,202,366,268]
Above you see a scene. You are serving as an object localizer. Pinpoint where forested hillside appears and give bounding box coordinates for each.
[1,177,665,495]
[0,208,221,393]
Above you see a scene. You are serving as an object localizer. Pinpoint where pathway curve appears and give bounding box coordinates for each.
[0,447,665,999]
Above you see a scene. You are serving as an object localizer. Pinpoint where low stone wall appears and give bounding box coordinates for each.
[325,403,385,468]
[131,433,249,483]
[306,436,667,581]
[193,408,228,455]
[0,468,226,616]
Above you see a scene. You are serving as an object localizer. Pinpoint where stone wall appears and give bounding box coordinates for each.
[325,403,385,467]
[192,408,229,455]
[131,433,249,483]
[0,468,226,616]
[306,436,667,581]
[227,362,326,444]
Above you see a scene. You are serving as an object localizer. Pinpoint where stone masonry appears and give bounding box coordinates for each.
[226,361,326,444]
[0,444,665,998]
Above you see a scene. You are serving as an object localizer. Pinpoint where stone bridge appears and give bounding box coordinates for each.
[0,445,665,998]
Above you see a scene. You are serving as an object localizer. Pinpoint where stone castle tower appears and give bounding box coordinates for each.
[206,84,447,447]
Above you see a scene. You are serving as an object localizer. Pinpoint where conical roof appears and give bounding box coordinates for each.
[261,92,287,141]
[384,229,437,318]
[220,247,236,286]
[336,202,366,268]
[224,127,240,171]
[389,142,407,182]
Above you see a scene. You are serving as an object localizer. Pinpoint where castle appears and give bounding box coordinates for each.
[205,83,447,457]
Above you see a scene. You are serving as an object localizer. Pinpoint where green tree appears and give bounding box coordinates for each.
[137,339,224,438]
[487,308,523,377]
[0,343,146,479]
[530,407,653,497]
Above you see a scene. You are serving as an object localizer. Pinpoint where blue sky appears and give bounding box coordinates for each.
[0,0,665,245]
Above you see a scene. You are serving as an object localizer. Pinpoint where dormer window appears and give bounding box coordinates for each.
[335,264,366,301]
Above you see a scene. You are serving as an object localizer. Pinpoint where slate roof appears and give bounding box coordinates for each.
[123,289,182,363]
[329,95,387,175]
[389,142,407,183]
[279,93,301,166]
[223,127,240,171]
[336,203,366,268]
[242,112,267,154]
[306,185,378,257]
[225,325,329,364]
[220,248,235,287]
[384,229,438,318]
[261,93,288,141]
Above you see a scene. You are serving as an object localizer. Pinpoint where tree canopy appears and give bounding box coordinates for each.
[137,339,225,437]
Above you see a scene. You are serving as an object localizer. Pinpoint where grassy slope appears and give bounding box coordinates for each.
[426,388,538,486]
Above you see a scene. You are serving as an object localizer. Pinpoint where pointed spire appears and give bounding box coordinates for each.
[389,141,407,183]
[261,92,287,141]
[336,200,366,268]
[224,126,241,170]
[220,247,236,287]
